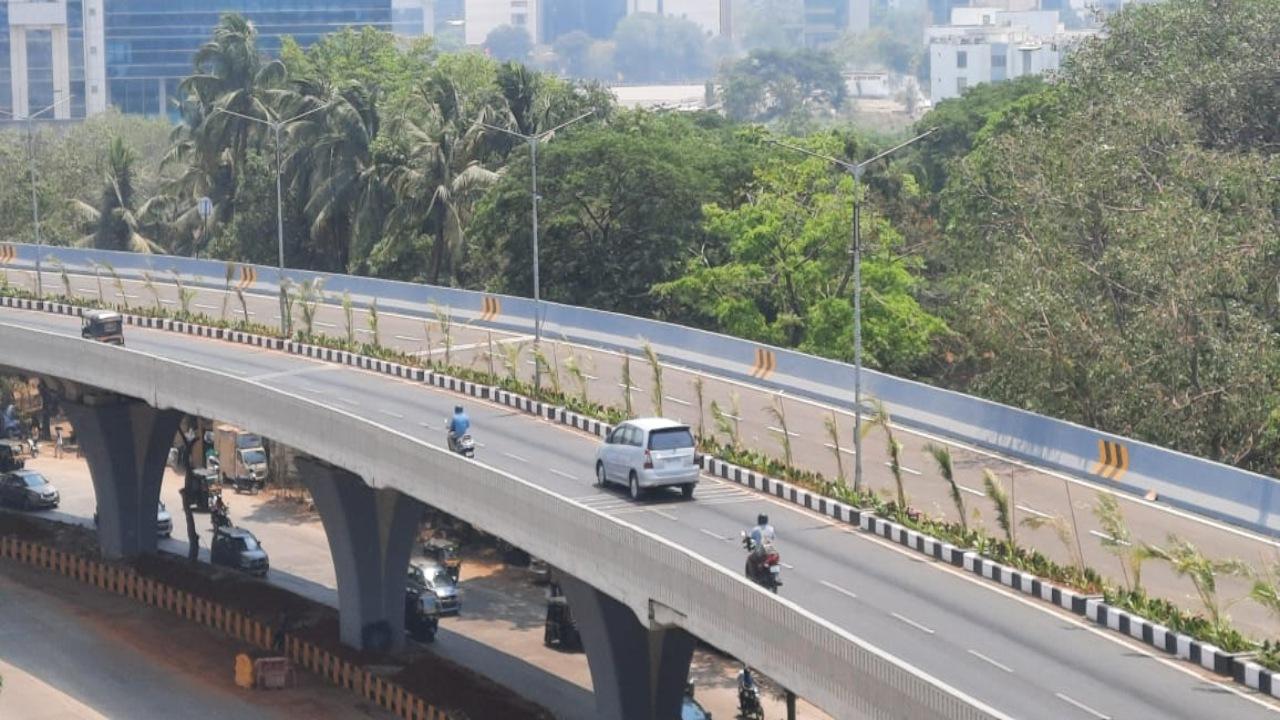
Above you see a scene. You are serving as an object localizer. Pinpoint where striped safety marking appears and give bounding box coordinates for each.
[235,266,256,290]
[749,347,776,379]
[479,296,501,322]
[1092,439,1129,480]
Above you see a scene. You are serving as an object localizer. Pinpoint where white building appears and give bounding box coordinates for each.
[464,0,540,46]
[926,8,1095,102]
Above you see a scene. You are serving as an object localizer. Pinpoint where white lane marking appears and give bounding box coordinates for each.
[720,412,741,421]
[1054,693,1110,720]
[335,397,359,407]
[409,335,532,357]
[820,580,859,600]
[890,612,935,635]
[1016,504,1051,519]
[381,410,405,419]
[967,649,1013,674]
[700,528,731,542]
[502,451,529,463]
[1089,530,1131,547]
[356,328,371,334]
[315,321,336,328]
[159,299,176,305]
[767,426,800,438]
[884,461,922,476]
[418,421,436,429]
[779,562,794,570]
[77,287,97,294]
[617,383,644,392]
[664,396,691,407]
[122,293,138,299]
[394,334,417,342]
[549,469,577,481]
[194,303,218,310]
[959,485,987,498]
[650,508,679,521]
[823,443,857,456]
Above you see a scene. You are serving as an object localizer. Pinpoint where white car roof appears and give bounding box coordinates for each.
[621,417,690,432]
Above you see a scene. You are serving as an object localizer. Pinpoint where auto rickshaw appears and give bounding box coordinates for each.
[543,582,581,651]
[424,537,461,583]
[81,310,124,345]
[184,467,222,513]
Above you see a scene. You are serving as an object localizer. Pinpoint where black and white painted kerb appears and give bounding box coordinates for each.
[4,292,1278,701]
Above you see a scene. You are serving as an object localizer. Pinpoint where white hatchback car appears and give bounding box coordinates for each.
[595,418,699,500]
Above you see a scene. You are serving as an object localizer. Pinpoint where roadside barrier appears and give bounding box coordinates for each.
[0,536,453,720]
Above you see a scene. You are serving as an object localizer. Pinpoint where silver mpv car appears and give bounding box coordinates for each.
[595,418,699,500]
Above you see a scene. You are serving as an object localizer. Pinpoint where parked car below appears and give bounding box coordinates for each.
[0,469,58,510]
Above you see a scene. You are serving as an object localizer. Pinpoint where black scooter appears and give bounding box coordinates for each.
[738,665,764,720]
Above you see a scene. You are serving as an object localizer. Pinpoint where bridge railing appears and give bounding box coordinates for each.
[7,243,1279,535]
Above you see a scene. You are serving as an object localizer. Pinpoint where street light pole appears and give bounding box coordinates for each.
[212,102,330,336]
[769,128,936,491]
[479,110,594,390]
[2,96,72,299]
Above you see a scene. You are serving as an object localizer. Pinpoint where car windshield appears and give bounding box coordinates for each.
[96,319,121,334]
[236,535,260,552]
[241,448,266,465]
[18,473,47,488]
[236,434,263,450]
[429,568,452,587]
[681,698,709,720]
[649,427,695,451]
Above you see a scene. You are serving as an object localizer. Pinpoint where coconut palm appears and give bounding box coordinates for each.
[380,73,498,284]
[71,137,165,253]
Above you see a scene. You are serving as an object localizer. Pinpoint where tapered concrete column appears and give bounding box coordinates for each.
[9,28,29,117]
[297,456,424,652]
[50,25,70,118]
[62,396,181,559]
[559,573,696,720]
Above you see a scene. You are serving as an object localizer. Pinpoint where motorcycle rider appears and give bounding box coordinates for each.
[447,405,471,453]
[737,665,763,719]
[210,495,231,529]
[748,513,775,549]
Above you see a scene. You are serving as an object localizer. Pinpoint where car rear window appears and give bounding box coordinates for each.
[648,427,694,451]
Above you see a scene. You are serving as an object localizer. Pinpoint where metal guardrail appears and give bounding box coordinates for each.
[7,242,1279,536]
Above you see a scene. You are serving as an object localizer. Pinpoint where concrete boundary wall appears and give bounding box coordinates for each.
[0,320,1010,720]
[0,537,451,720]
[9,243,1278,535]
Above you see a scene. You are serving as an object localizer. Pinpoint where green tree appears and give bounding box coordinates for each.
[654,134,944,374]
[71,137,165,253]
[468,112,756,316]
[484,25,534,63]
[612,13,710,82]
[720,48,847,125]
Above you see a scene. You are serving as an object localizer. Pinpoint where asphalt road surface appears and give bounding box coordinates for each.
[13,268,1279,639]
[2,308,1279,719]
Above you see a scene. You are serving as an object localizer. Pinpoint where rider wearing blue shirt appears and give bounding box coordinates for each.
[447,405,471,451]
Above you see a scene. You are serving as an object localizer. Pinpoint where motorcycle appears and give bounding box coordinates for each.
[211,501,231,530]
[740,531,782,592]
[737,665,764,720]
[446,422,476,459]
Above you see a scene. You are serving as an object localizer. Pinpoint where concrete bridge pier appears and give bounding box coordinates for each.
[59,392,181,560]
[559,573,696,720]
[297,455,424,653]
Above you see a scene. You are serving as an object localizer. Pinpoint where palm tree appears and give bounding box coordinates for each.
[71,137,165,253]
[289,82,389,273]
[179,14,286,168]
[381,72,498,284]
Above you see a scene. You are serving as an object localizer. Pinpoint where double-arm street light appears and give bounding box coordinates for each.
[478,110,595,388]
[212,102,331,335]
[1,95,72,298]
[770,127,936,490]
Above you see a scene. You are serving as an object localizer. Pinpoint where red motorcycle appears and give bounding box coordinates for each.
[741,533,782,592]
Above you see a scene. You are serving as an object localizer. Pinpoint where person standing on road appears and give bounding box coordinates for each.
[54,427,63,458]
[180,487,200,562]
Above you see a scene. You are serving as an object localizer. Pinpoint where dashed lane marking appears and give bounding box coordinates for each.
[549,469,577,481]
[502,451,529,463]
[1054,693,1110,720]
[890,612,935,635]
[700,528,731,542]
[967,649,1013,674]
[820,580,858,600]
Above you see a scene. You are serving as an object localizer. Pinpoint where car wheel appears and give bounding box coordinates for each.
[595,462,607,487]
[629,472,642,500]
[681,484,695,500]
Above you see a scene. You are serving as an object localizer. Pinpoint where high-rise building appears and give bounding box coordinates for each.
[463,0,539,45]
[627,0,732,37]
[803,0,869,46]
[1,1,434,120]
[541,0,625,40]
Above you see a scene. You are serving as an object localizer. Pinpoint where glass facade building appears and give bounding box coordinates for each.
[102,1,396,117]
[3,1,434,120]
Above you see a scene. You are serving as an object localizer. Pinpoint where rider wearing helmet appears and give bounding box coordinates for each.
[748,513,775,549]
[447,405,471,452]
